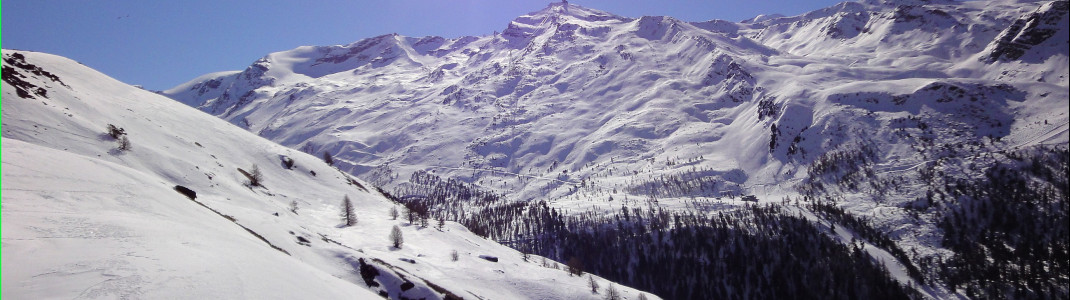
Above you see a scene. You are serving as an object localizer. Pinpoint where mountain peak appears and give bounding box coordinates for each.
[498,1,627,46]
[517,1,626,24]
[858,0,957,6]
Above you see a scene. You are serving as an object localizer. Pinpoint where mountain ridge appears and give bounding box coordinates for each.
[165,0,1067,198]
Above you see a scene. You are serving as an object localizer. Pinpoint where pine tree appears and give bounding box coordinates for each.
[389,206,399,220]
[323,151,334,166]
[341,195,357,226]
[604,283,621,300]
[249,164,264,186]
[587,274,599,293]
[389,225,404,249]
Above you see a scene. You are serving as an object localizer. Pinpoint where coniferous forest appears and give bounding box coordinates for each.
[387,145,1068,299]
[388,175,920,298]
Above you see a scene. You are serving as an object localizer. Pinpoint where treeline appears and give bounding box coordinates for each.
[512,203,918,299]
[387,171,918,299]
[625,171,743,199]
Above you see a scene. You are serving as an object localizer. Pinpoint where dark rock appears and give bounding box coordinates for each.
[174,185,197,200]
[400,281,415,291]
[358,258,381,287]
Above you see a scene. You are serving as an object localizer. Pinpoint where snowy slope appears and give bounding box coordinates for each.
[2,50,659,299]
[2,138,381,299]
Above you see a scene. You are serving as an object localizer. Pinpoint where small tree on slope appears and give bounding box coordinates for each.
[106,124,130,151]
[390,225,404,249]
[604,283,621,300]
[323,151,334,166]
[341,195,357,226]
[249,164,264,187]
[587,274,599,294]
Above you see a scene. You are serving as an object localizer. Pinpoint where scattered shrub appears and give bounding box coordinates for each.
[116,135,131,151]
[106,124,126,139]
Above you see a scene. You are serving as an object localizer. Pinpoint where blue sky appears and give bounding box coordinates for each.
[3,0,843,91]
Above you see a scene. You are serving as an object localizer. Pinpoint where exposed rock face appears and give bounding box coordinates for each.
[983,0,1069,63]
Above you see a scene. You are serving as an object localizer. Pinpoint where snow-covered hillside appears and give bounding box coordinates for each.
[1,50,658,299]
[162,0,1068,298]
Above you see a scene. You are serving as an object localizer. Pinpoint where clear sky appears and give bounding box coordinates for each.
[3,0,844,91]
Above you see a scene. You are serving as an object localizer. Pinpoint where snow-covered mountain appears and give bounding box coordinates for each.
[159,0,1070,298]
[166,0,1067,200]
[1,50,659,299]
